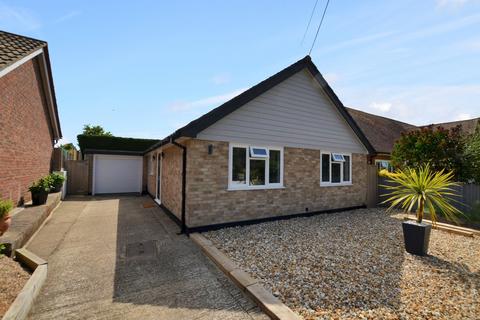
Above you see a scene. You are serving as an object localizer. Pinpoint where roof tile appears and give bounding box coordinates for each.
[0,30,46,71]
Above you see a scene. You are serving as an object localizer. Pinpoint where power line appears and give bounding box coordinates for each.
[309,0,330,55]
[301,0,319,45]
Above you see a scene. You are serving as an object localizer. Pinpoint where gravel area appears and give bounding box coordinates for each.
[0,255,30,317]
[204,208,480,319]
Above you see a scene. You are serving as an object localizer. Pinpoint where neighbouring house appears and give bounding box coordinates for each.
[0,31,62,205]
[77,135,159,195]
[346,107,480,171]
[143,56,375,232]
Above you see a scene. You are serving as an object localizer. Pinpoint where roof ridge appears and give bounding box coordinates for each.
[345,107,417,128]
[145,55,375,154]
[0,30,47,45]
[420,117,480,127]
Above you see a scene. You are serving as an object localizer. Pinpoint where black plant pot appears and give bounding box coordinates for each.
[31,190,48,206]
[402,220,432,256]
[50,184,62,193]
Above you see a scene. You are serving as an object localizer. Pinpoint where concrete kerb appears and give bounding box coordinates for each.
[190,233,300,320]
[2,248,48,320]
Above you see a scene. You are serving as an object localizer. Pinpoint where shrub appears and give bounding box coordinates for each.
[49,172,65,188]
[391,125,467,181]
[463,122,480,183]
[381,164,462,224]
[29,176,52,193]
[0,199,13,219]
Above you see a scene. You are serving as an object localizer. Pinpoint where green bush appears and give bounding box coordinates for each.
[29,176,52,193]
[0,199,13,219]
[49,172,65,188]
[391,125,467,181]
[464,122,480,183]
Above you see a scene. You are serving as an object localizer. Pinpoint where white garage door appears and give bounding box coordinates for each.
[93,154,143,194]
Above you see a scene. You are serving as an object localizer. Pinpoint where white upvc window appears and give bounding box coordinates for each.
[375,159,393,172]
[320,151,352,186]
[228,143,284,190]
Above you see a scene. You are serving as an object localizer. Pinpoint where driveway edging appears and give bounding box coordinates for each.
[190,233,300,320]
[2,248,47,320]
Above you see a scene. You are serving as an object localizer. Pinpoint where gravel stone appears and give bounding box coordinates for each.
[0,255,30,317]
[204,208,480,319]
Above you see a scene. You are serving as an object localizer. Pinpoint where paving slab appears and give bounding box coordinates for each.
[27,196,268,320]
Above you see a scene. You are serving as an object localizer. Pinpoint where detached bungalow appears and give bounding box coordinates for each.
[144,56,375,232]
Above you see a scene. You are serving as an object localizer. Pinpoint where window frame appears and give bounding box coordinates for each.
[375,159,393,172]
[320,151,352,187]
[228,143,284,190]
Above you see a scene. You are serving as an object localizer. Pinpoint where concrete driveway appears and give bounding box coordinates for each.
[26,196,268,320]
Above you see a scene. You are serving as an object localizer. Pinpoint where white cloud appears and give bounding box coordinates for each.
[341,84,480,126]
[54,10,81,24]
[318,31,396,54]
[369,102,392,112]
[436,0,474,8]
[211,73,231,85]
[0,3,41,31]
[167,88,247,112]
[455,113,472,120]
[324,73,340,85]
[459,38,480,52]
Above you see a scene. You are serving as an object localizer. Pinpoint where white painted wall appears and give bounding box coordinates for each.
[93,155,143,194]
[197,69,367,154]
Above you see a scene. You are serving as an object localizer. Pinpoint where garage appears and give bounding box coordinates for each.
[93,154,143,194]
[75,135,160,196]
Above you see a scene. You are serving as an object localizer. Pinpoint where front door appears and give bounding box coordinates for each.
[155,152,162,203]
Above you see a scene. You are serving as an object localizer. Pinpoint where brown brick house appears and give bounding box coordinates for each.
[144,56,375,232]
[0,31,62,205]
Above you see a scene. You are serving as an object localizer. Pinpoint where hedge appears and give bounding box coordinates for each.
[77,134,160,154]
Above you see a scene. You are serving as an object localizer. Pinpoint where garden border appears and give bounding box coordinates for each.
[191,233,300,320]
[2,248,47,320]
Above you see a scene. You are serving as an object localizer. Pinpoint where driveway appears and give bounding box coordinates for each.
[26,196,268,320]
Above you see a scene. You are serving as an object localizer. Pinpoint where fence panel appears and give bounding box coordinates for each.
[65,160,89,195]
[377,178,480,213]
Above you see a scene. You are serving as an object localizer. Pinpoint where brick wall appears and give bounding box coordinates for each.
[0,59,54,205]
[146,147,183,219]
[185,139,367,227]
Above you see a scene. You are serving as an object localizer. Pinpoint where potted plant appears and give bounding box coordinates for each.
[49,172,65,193]
[380,164,462,256]
[0,199,13,236]
[29,176,52,205]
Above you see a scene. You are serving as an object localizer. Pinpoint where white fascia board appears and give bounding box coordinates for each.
[0,48,43,78]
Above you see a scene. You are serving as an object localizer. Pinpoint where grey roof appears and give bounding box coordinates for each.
[0,31,46,71]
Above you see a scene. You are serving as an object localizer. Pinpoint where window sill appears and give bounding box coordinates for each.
[227,185,285,191]
[320,182,353,187]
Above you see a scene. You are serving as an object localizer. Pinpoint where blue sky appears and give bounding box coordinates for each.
[1,0,480,146]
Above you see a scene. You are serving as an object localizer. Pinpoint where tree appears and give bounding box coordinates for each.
[464,121,480,183]
[60,143,76,151]
[391,125,467,181]
[81,124,113,136]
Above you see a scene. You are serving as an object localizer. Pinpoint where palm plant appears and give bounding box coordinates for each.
[380,164,462,224]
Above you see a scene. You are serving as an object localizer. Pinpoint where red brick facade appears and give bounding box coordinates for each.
[0,59,55,205]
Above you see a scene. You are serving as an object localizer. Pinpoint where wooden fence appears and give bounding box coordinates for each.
[376,175,480,213]
[64,160,89,195]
